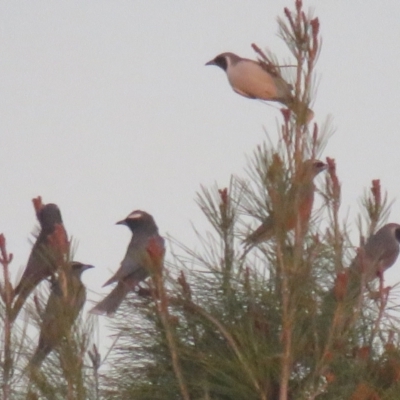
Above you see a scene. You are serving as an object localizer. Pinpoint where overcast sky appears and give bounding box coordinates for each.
[1,1,400,347]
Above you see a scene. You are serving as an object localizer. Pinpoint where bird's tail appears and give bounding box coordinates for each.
[245,218,275,246]
[10,286,33,323]
[90,281,132,316]
[12,271,49,322]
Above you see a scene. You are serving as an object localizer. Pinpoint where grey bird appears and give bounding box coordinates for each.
[206,52,313,122]
[320,223,400,339]
[12,203,68,321]
[91,210,165,315]
[349,223,400,285]
[30,262,94,367]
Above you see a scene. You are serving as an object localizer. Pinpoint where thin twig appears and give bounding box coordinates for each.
[147,239,191,400]
[276,243,291,400]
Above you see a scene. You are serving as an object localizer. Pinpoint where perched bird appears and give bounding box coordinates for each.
[12,203,68,321]
[349,223,400,285]
[91,210,164,315]
[320,224,400,340]
[30,262,93,367]
[246,159,327,245]
[206,52,313,122]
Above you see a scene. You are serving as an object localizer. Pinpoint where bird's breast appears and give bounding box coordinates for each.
[227,61,289,102]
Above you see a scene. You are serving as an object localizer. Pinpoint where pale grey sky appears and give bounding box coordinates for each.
[1,1,400,341]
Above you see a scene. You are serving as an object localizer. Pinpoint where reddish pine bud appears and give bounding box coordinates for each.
[0,234,13,264]
[311,18,320,36]
[32,196,44,213]
[371,179,381,210]
[218,188,229,207]
[333,271,349,301]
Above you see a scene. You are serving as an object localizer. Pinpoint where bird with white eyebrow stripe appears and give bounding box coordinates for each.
[91,210,165,315]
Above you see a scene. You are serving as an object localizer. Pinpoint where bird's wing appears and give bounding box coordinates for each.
[229,60,292,102]
[246,216,275,245]
[366,237,399,275]
[103,235,164,286]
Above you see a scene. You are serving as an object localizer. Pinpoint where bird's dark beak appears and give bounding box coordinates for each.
[116,219,127,226]
[205,59,215,66]
[82,264,95,271]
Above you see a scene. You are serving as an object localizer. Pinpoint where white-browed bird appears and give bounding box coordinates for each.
[91,210,165,315]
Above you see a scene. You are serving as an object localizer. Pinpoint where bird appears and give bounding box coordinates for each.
[245,159,327,245]
[12,203,68,321]
[30,262,93,367]
[320,223,400,339]
[206,52,313,122]
[91,210,164,315]
[349,223,400,286]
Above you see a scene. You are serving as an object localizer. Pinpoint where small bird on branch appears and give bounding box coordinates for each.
[91,210,165,315]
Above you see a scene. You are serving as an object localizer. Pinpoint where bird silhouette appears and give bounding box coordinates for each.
[206,52,313,123]
[12,203,68,321]
[245,159,327,245]
[30,262,93,367]
[348,223,400,291]
[91,210,164,315]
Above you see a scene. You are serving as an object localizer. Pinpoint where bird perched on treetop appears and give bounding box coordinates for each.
[12,203,69,321]
[349,223,400,285]
[91,210,164,315]
[29,261,93,367]
[206,52,313,123]
[245,159,327,245]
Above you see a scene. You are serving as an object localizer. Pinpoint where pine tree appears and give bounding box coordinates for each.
[101,2,400,399]
[2,2,400,399]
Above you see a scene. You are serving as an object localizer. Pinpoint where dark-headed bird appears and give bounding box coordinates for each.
[206,52,313,122]
[245,159,327,245]
[12,203,68,321]
[91,210,164,315]
[30,262,93,367]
